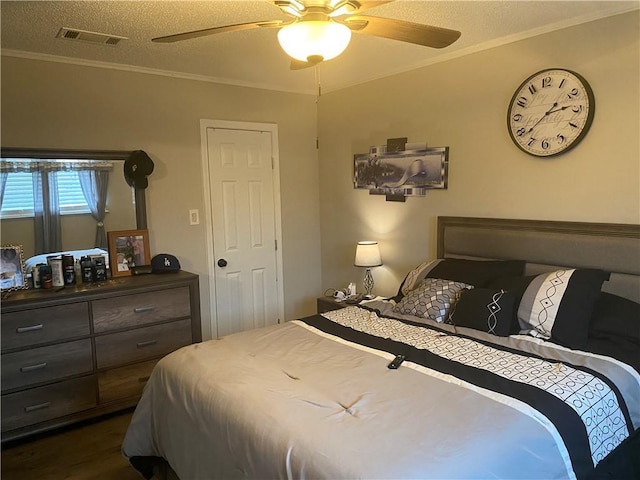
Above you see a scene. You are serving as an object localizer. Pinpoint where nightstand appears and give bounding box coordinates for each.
[316,296,349,314]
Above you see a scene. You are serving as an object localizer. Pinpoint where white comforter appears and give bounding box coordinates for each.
[122,303,639,480]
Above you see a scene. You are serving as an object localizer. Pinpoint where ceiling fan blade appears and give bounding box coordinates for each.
[355,1,395,13]
[152,20,286,43]
[344,15,461,48]
[327,0,394,17]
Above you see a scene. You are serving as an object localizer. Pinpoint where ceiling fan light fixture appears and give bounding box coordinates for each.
[277,20,351,62]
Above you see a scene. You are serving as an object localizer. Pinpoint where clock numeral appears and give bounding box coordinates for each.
[569,121,580,129]
[572,105,583,114]
[528,84,537,95]
[516,127,526,137]
[567,88,580,99]
[558,78,566,89]
[542,76,552,88]
[557,134,566,144]
[516,96,528,108]
[541,139,550,150]
[512,113,522,122]
[527,137,536,147]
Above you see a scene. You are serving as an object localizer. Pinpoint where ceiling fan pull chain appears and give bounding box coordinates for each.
[315,64,322,99]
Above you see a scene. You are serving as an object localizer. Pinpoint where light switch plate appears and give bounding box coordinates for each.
[189,209,199,225]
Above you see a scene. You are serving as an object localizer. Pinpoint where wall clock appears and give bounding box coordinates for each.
[507,68,595,157]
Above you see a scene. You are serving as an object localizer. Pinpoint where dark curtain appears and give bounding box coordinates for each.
[33,170,62,254]
[78,169,110,249]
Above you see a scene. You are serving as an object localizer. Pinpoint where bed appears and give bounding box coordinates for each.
[122,216,640,480]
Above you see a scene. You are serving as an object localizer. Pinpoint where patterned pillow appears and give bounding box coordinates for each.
[399,260,438,297]
[490,268,610,349]
[393,277,472,322]
[449,288,517,336]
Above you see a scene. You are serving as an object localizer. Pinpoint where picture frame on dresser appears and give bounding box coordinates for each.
[1,245,28,292]
[107,229,151,277]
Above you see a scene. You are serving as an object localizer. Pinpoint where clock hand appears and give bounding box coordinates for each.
[527,102,558,133]
[527,103,571,133]
[546,105,571,115]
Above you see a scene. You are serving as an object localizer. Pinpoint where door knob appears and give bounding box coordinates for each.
[217,259,228,268]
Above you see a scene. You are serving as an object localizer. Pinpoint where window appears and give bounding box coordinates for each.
[1,170,91,219]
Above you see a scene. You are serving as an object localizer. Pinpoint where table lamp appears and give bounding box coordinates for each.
[354,241,382,299]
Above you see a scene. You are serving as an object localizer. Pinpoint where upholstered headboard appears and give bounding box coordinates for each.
[437,217,640,303]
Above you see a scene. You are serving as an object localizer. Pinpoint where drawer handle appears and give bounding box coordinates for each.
[20,362,48,373]
[24,402,51,413]
[16,324,44,333]
[136,340,158,348]
[138,376,151,383]
[134,306,155,314]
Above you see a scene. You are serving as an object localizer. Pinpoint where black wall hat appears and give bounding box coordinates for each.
[124,150,154,190]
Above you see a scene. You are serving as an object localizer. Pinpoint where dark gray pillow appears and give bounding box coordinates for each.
[394,258,525,302]
[589,292,640,342]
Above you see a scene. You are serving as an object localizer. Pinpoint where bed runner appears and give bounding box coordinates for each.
[298,306,632,480]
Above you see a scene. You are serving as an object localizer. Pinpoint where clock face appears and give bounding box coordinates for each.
[507,69,595,157]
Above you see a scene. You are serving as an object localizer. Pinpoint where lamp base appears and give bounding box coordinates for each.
[363,268,374,298]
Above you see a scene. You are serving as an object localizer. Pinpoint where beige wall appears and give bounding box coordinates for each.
[1,57,322,339]
[318,11,640,298]
[2,11,638,333]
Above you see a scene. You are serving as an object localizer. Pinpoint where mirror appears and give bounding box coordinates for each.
[0,148,147,264]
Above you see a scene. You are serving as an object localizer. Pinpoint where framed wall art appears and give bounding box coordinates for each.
[107,229,151,277]
[1,244,28,292]
[354,146,449,197]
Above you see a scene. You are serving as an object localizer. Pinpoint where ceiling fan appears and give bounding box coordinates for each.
[152,0,461,69]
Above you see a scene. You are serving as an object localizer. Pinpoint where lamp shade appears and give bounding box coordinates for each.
[277,20,351,62]
[354,241,382,268]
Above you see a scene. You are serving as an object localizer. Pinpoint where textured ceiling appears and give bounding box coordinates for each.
[1,1,638,94]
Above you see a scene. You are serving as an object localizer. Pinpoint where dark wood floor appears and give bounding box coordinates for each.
[1,409,142,480]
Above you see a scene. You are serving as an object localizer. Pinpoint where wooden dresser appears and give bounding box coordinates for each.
[0,271,201,443]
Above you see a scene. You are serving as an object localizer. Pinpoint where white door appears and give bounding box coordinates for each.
[205,125,281,338]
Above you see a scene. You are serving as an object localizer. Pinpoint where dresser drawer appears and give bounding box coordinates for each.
[1,303,90,351]
[98,359,158,404]
[1,339,93,392]
[1,375,97,432]
[92,287,191,333]
[95,319,192,369]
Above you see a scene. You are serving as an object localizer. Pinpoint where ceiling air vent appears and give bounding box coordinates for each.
[56,27,127,46]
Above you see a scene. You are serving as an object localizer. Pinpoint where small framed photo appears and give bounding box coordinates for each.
[1,245,28,292]
[107,229,151,277]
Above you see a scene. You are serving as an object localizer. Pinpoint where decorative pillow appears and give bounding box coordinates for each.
[428,258,526,287]
[397,260,437,297]
[393,277,472,322]
[585,337,639,374]
[394,258,525,301]
[449,288,517,336]
[490,268,610,349]
[589,292,640,343]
